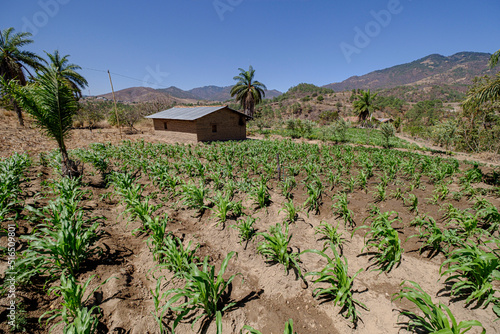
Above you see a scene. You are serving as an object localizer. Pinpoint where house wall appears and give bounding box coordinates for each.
[196,108,246,141]
[152,119,197,142]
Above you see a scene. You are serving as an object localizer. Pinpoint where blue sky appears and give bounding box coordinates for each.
[2,0,499,95]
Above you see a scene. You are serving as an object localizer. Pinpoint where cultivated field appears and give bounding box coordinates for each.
[1,130,499,333]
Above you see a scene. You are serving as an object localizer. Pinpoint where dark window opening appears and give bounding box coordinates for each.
[212,124,217,133]
[163,122,168,130]
[239,116,245,126]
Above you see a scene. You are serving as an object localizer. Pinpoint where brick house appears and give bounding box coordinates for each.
[145,106,249,142]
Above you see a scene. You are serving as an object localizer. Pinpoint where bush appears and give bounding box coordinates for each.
[380,123,395,148]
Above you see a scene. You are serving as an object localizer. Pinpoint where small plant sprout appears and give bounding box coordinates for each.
[279,199,301,223]
[332,193,355,228]
[230,216,257,248]
[315,221,345,253]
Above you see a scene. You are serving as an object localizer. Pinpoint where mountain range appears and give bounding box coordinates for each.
[97,52,496,103]
[322,51,495,92]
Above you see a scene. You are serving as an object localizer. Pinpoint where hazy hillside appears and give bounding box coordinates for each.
[323,52,496,91]
[169,85,282,101]
[97,87,197,104]
[99,85,282,103]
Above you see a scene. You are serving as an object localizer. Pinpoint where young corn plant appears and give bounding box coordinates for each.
[315,221,345,254]
[390,187,404,200]
[439,241,500,308]
[408,216,460,256]
[393,281,485,334]
[356,211,403,272]
[211,191,234,224]
[230,216,257,248]
[144,214,170,261]
[332,193,355,228]
[257,222,302,278]
[446,210,482,240]
[357,170,368,191]
[163,251,240,332]
[157,234,199,277]
[41,272,110,333]
[303,180,323,215]
[61,306,99,334]
[242,319,297,334]
[280,177,297,199]
[252,178,271,208]
[477,204,500,235]
[279,200,301,223]
[180,181,209,213]
[304,246,367,327]
[21,211,101,277]
[405,193,419,215]
[373,182,387,202]
[150,277,168,334]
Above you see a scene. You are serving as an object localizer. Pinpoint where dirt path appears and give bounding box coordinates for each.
[395,133,500,167]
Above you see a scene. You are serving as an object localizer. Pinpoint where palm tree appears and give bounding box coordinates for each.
[463,49,500,108]
[42,50,88,99]
[230,65,267,117]
[353,89,378,124]
[0,27,44,126]
[1,67,81,177]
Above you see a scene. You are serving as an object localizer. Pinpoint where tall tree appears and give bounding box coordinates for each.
[353,89,378,123]
[463,49,500,109]
[0,27,43,126]
[230,65,267,118]
[1,67,81,177]
[42,50,88,99]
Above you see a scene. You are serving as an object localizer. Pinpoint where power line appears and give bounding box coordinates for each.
[81,66,172,89]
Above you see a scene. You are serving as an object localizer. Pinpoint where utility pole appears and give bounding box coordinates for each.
[107,70,121,136]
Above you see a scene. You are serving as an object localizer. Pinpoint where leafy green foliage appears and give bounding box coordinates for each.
[440,241,500,308]
[332,193,355,228]
[252,179,271,208]
[257,223,302,277]
[163,252,240,331]
[180,181,209,213]
[230,216,257,246]
[304,246,367,326]
[315,221,344,253]
[356,211,403,272]
[157,234,199,276]
[393,281,485,334]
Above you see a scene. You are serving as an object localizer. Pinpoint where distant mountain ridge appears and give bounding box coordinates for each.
[98,85,282,103]
[98,52,495,104]
[159,85,282,101]
[323,52,496,91]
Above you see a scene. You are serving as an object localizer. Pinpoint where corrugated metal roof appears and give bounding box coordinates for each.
[145,106,244,120]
